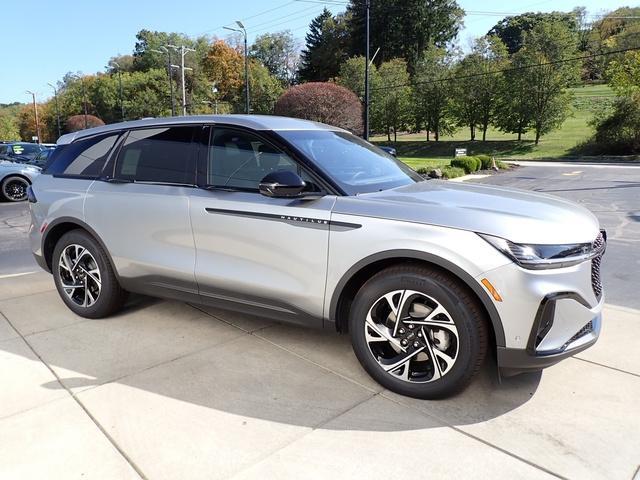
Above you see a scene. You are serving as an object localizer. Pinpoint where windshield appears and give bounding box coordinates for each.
[278,130,422,195]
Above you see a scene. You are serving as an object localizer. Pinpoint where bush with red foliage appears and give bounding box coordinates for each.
[274,82,363,134]
[65,115,105,133]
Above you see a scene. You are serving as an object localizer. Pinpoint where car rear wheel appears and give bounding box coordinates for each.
[53,230,126,318]
[1,176,29,202]
[349,264,488,399]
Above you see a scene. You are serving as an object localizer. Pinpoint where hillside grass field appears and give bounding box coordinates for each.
[372,84,617,170]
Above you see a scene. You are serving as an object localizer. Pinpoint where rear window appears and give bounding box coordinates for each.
[44,133,120,177]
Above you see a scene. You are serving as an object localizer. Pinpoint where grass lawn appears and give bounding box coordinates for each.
[373,84,616,170]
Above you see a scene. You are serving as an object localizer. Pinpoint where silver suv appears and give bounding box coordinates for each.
[28,116,606,399]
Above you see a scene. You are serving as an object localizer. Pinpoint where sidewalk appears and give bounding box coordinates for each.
[1,272,639,479]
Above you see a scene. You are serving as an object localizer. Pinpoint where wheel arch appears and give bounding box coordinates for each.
[42,217,119,279]
[1,173,32,184]
[328,250,506,347]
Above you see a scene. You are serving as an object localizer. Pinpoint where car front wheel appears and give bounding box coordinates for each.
[349,264,488,399]
[53,230,126,318]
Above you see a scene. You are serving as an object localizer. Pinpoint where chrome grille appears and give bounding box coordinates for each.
[591,232,606,300]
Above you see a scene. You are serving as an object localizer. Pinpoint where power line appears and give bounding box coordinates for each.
[364,45,640,94]
[196,0,299,35]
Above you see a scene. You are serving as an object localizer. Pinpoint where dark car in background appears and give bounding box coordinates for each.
[0,142,47,164]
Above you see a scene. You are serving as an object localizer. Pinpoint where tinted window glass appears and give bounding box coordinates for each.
[115,127,196,184]
[278,130,422,195]
[207,128,303,190]
[44,133,119,177]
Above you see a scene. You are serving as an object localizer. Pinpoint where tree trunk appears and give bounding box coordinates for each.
[387,128,391,142]
[470,124,475,141]
[535,129,541,145]
[482,125,488,142]
[426,129,430,142]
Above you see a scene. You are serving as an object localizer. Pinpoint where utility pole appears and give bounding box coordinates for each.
[224,21,250,114]
[151,46,176,116]
[47,83,61,139]
[111,61,125,121]
[25,90,41,144]
[168,44,195,116]
[364,0,370,140]
[72,74,89,128]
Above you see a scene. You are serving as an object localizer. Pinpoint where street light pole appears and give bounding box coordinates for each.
[168,44,195,116]
[72,74,89,128]
[25,90,41,144]
[224,21,250,114]
[112,61,125,122]
[47,83,61,139]
[364,0,370,141]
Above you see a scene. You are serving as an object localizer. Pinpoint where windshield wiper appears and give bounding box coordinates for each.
[201,185,237,192]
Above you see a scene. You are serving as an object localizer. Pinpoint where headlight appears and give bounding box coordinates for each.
[478,233,605,270]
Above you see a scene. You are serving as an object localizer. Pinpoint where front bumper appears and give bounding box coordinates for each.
[497,293,603,375]
[478,248,604,375]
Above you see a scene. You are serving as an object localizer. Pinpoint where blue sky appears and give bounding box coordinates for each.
[0,0,634,103]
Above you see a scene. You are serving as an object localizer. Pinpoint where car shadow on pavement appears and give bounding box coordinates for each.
[1,291,541,432]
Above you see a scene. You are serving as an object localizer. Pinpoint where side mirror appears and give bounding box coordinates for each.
[259,170,306,198]
[379,146,397,157]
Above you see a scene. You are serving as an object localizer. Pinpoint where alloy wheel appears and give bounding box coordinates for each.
[2,178,28,201]
[364,289,459,383]
[58,244,102,307]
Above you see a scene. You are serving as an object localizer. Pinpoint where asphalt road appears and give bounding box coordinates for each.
[1,162,638,307]
[472,163,640,309]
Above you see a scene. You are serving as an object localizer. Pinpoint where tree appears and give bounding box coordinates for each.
[246,61,285,114]
[606,51,640,96]
[373,59,411,141]
[589,93,640,154]
[274,82,363,134]
[412,48,455,141]
[202,40,244,106]
[494,52,533,141]
[450,36,507,141]
[488,11,578,54]
[520,21,579,144]
[65,114,105,133]
[0,106,21,141]
[298,9,350,82]
[250,31,299,86]
[347,0,464,72]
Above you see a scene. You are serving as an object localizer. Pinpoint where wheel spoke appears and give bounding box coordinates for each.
[420,327,442,381]
[383,347,425,380]
[58,244,101,308]
[365,315,406,352]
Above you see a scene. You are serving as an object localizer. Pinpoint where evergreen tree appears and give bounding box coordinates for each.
[298,9,349,82]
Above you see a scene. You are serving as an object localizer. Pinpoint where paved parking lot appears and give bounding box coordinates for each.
[1,163,639,479]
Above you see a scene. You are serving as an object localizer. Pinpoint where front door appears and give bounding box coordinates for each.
[189,126,335,326]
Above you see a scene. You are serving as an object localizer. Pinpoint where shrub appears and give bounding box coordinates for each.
[442,166,465,179]
[415,167,428,174]
[451,156,480,173]
[274,82,363,134]
[589,94,640,155]
[476,154,493,170]
[65,115,105,133]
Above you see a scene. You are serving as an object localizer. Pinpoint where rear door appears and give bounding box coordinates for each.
[189,126,336,326]
[85,125,200,301]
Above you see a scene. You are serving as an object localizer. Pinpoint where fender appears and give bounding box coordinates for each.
[328,249,506,347]
[41,216,121,281]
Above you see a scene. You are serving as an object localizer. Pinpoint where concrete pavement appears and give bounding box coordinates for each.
[1,272,639,480]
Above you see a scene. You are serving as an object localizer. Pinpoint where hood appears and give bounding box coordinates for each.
[333,180,600,244]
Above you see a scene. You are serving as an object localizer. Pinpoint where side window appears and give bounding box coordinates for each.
[207,128,316,191]
[44,133,119,177]
[115,127,196,184]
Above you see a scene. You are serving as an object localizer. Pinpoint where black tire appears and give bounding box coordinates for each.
[1,176,29,202]
[349,264,488,399]
[52,229,126,318]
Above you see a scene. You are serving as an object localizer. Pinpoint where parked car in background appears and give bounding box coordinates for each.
[0,160,40,201]
[28,115,606,399]
[0,142,46,164]
[28,147,55,168]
